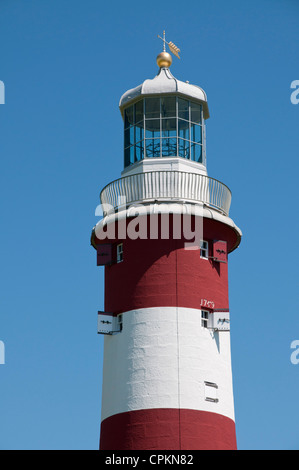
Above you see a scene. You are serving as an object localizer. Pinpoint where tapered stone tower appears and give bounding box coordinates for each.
[91,39,242,450]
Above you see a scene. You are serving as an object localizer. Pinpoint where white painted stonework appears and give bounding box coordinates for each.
[121,156,208,177]
[101,307,235,423]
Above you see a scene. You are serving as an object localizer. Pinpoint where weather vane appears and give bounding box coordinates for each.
[157,30,181,59]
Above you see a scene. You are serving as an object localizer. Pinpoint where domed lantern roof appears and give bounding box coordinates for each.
[119,31,209,118]
[119,66,210,120]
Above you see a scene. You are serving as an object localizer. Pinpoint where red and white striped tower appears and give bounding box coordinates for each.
[91,45,242,450]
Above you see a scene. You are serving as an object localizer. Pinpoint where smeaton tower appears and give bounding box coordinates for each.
[91,33,242,450]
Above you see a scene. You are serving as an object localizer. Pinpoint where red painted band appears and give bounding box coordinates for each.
[101,217,236,315]
[100,408,237,450]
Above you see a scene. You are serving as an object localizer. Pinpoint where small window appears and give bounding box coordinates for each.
[117,243,123,263]
[200,240,208,259]
[204,381,219,403]
[201,310,209,328]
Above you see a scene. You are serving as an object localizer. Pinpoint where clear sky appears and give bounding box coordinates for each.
[0,0,298,450]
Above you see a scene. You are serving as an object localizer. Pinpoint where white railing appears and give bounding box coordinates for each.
[100,171,231,216]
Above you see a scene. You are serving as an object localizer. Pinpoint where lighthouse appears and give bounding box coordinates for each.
[91,35,242,450]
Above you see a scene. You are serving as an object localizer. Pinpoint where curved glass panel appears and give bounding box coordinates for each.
[191,142,202,162]
[145,97,160,119]
[162,118,176,137]
[162,138,177,157]
[178,119,189,140]
[146,138,160,158]
[123,97,205,168]
[178,138,190,159]
[124,126,134,148]
[190,102,202,124]
[124,105,134,128]
[145,119,160,136]
[191,123,202,144]
[135,100,144,123]
[124,145,135,166]
[135,121,144,142]
[178,98,189,120]
[161,96,176,118]
[135,141,144,161]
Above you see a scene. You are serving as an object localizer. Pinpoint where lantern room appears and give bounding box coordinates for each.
[123,94,205,166]
[119,62,210,175]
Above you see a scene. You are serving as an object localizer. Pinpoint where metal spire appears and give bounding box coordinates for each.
[157,30,181,59]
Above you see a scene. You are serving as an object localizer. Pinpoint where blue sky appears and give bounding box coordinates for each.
[0,0,298,450]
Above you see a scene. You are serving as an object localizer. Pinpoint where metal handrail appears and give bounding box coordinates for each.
[100,170,231,217]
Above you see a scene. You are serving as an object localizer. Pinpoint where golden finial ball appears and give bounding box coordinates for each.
[156,52,172,68]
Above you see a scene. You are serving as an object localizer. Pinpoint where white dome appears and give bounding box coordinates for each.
[119,67,210,119]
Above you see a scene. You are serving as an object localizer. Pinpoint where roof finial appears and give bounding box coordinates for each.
[161,30,167,52]
[156,31,181,68]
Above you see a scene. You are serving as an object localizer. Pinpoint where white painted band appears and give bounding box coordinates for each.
[101,307,235,423]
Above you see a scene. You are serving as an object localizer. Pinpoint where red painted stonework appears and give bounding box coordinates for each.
[100,408,237,450]
[96,215,237,315]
